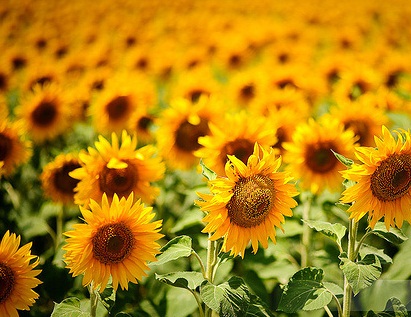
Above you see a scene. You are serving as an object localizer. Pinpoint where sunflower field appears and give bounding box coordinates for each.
[2,0,411,316]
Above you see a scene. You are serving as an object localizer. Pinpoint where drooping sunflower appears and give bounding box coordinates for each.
[0,231,42,317]
[283,116,357,194]
[0,120,32,176]
[40,153,81,205]
[70,130,165,207]
[196,143,298,257]
[341,126,411,229]
[15,83,73,143]
[195,111,277,176]
[63,193,163,292]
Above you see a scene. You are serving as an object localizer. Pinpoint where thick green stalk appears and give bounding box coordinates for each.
[301,194,313,268]
[88,284,98,317]
[205,235,219,317]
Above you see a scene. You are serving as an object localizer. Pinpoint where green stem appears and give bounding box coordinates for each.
[88,284,98,317]
[192,250,206,278]
[191,289,205,317]
[301,194,313,268]
[342,219,358,317]
[353,229,373,260]
[205,235,220,317]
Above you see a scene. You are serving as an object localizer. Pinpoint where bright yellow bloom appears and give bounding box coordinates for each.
[0,231,42,317]
[196,143,298,257]
[63,193,163,292]
[341,126,411,229]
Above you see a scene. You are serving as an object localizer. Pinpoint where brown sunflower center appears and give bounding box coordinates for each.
[137,116,153,131]
[106,96,131,121]
[53,162,81,194]
[370,153,411,202]
[175,118,209,152]
[222,139,255,166]
[305,142,338,173]
[31,101,58,127]
[92,222,134,264]
[227,174,275,228]
[99,162,137,198]
[344,119,369,146]
[239,84,255,102]
[0,262,15,304]
[0,134,12,161]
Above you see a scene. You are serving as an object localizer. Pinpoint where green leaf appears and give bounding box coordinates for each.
[151,236,193,266]
[303,219,347,247]
[278,267,333,313]
[323,282,343,298]
[332,150,354,167]
[200,159,217,180]
[155,272,205,290]
[360,244,393,265]
[51,297,89,317]
[200,281,226,312]
[365,297,409,317]
[98,283,116,312]
[339,254,381,296]
[372,222,408,245]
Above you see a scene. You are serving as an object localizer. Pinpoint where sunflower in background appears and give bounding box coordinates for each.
[40,153,81,205]
[70,130,165,207]
[341,126,411,229]
[196,143,298,257]
[196,110,277,176]
[0,231,42,317]
[283,116,357,195]
[63,193,163,292]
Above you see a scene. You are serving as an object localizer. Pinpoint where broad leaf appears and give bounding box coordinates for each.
[365,297,408,317]
[155,271,205,290]
[340,254,381,295]
[200,159,217,181]
[98,283,116,312]
[372,223,408,245]
[51,297,89,317]
[151,236,193,266]
[360,244,393,265]
[278,267,333,313]
[303,219,347,247]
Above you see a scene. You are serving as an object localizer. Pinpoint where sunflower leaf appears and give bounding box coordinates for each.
[372,222,408,245]
[151,235,193,266]
[51,297,89,317]
[365,297,409,317]
[360,244,393,265]
[200,159,217,180]
[339,254,382,296]
[98,283,116,312]
[201,276,273,317]
[332,150,354,167]
[278,267,333,313]
[302,219,347,248]
[155,271,205,290]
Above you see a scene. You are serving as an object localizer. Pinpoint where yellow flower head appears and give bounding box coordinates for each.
[341,126,411,229]
[196,143,298,257]
[0,231,42,317]
[63,193,163,292]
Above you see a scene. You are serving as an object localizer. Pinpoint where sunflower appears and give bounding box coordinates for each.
[341,126,411,229]
[40,153,81,205]
[196,143,298,257]
[15,83,73,143]
[63,193,163,292]
[195,111,277,176]
[0,231,42,317]
[282,116,357,194]
[0,120,32,176]
[127,106,156,145]
[70,130,165,207]
[156,97,223,170]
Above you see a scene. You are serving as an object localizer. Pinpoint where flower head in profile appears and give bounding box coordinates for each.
[70,130,165,207]
[196,143,298,257]
[341,126,411,229]
[0,231,42,317]
[283,116,357,194]
[63,193,163,292]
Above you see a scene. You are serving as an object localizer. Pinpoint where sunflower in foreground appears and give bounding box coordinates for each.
[341,126,411,229]
[40,153,81,205]
[63,193,163,292]
[0,231,42,317]
[196,143,298,257]
[283,116,357,194]
[71,130,165,207]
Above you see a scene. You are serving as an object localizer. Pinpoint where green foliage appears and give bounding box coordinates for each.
[303,219,347,249]
[151,235,194,266]
[365,297,410,317]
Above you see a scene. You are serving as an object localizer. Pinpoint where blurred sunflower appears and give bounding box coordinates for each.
[283,116,357,194]
[0,231,42,317]
[71,130,165,207]
[40,153,81,205]
[156,97,222,170]
[63,193,163,292]
[196,143,298,257]
[341,126,411,229]
[0,120,32,176]
[196,111,277,176]
[15,83,73,143]
[127,106,156,145]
